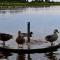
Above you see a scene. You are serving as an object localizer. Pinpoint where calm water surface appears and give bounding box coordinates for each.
[0,6,60,60]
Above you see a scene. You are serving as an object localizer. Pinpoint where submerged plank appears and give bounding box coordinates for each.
[0,44,60,54]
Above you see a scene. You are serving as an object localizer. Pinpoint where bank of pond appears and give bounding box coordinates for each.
[0,2,60,9]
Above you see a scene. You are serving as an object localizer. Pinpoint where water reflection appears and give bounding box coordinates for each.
[0,6,60,14]
[0,7,27,14]
[45,51,57,60]
[16,53,25,60]
[0,51,12,60]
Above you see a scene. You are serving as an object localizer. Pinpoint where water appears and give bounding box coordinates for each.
[0,6,60,60]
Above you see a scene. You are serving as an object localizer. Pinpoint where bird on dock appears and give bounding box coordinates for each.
[45,29,59,46]
[16,31,25,48]
[0,33,13,47]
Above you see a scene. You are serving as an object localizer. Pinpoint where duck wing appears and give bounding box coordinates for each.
[45,35,54,42]
[0,33,13,41]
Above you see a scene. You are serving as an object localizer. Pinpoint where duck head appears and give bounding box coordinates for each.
[18,31,21,36]
[54,29,59,33]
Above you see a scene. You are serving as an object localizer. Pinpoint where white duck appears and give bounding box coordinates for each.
[45,29,59,46]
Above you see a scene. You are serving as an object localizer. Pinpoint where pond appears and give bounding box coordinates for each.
[0,6,60,60]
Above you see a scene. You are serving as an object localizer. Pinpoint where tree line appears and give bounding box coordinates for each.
[32,0,50,2]
[0,0,50,3]
[0,0,27,2]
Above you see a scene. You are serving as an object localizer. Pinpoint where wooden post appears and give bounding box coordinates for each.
[27,22,30,43]
[27,22,31,60]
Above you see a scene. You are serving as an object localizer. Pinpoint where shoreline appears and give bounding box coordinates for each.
[0,2,60,9]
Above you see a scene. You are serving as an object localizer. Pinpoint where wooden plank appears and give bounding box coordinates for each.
[0,44,60,54]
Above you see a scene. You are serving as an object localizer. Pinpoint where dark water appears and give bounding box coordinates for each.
[0,6,60,60]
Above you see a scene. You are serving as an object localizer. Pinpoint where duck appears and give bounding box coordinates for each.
[16,31,25,48]
[0,33,13,47]
[45,29,59,46]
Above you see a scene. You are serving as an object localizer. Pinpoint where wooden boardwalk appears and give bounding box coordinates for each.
[0,44,60,54]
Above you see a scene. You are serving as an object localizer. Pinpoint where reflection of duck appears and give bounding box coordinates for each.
[16,31,25,48]
[16,53,25,60]
[0,33,13,47]
[0,51,12,60]
[45,29,59,46]
[45,51,57,60]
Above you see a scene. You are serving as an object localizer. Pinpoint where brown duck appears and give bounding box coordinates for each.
[16,31,25,48]
[0,33,13,47]
[45,29,59,46]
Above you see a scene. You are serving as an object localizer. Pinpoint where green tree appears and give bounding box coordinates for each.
[45,0,50,2]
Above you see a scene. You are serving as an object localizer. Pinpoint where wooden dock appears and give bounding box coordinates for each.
[0,44,60,54]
